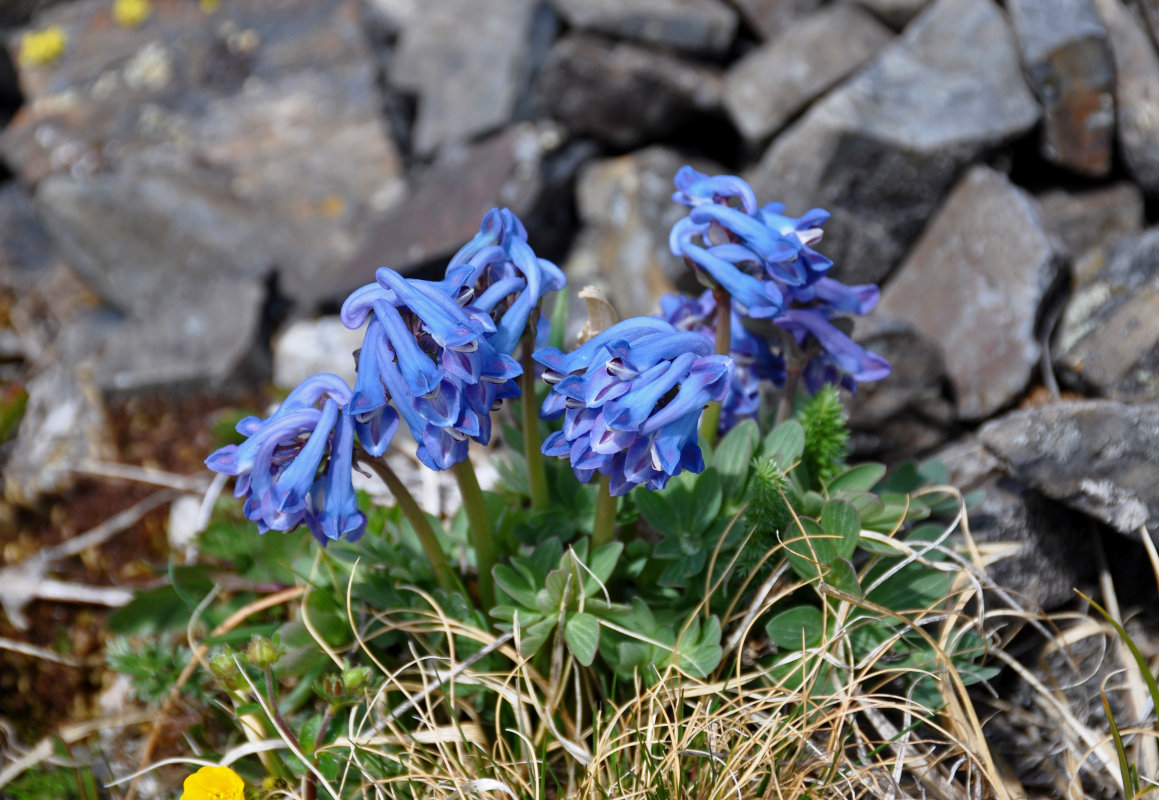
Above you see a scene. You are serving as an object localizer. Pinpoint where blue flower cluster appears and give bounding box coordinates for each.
[205,374,367,544]
[206,209,563,543]
[535,318,732,496]
[668,166,889,405]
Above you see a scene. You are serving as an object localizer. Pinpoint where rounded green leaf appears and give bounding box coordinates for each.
[821,499,861,560]
[564,612,601,667]
[766,605,824,650]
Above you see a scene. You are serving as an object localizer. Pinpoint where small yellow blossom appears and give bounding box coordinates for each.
[200,0,222,12]
[180,765,244,800]
[113,0,152,28]
[19,27,68,67]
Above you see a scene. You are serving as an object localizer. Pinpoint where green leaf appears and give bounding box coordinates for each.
[782,518,829,582]
[760,419,805,469]
[867,563,952,612]
[584,541,623,594]
[564,612,600,666]
[493,564,539,610]
[106,567,213,635]
[821,499,860,560]
[635,482,685,537]
[876,460,923,493]
[714,419,759,508]
[826,463,887,493]
[674,616,723,677]
[824,558,862,596]
[517,615,557,657]
[690,468,723,537]
[540,569,572,611]
[766,605,824,650]
[635,468,719,539]
[529,538,564,576]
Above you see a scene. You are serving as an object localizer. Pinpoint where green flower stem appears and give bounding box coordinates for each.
[699,288,732,448]
[592,474,617,551]
[452,458,495,611]
[521,340,550,511]
[362,458,461,596]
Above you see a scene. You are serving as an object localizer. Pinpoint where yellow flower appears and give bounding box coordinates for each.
[180,765,244,800]
[112,0,152,28]
[18,27,68,67]
[200,0,222,12]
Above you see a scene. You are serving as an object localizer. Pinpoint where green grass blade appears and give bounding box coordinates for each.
[1080,591,1159,723]
[1102,689,1137,800]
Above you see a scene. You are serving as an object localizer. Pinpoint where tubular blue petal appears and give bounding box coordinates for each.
[672,166,757,214]
[353,404,399,457]
[376,268,490,346]
[372,300,442,398]
[533,317,674,376]
[311,412,367,543]
[676,241,784,318]
[269,399,340,512]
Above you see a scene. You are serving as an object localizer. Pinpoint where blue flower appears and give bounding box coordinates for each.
[536,319,732,496]
[672,165,756,214]
[337,207,563,471]
[669,167,890,397]
[775,308,891,393]
[659,290,785,432]
[205,374,367,545]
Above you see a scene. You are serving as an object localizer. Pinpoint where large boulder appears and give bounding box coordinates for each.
[877,166,1063,420]
[1,0,407,391]
[1007,0,1114,175]
[748,0,1040,286]
[980,400,1159,541]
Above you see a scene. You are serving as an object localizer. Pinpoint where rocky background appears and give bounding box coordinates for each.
[2,0,1159,782]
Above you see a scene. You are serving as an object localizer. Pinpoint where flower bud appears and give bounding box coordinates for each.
[341,666,371,693]
[208,647,239,681]
[245,635,283,669]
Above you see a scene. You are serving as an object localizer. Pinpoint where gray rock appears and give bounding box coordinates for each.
[325,122,567,303]
[547,0,738,54]
[34,169,272,318]
[877,166,1064,420]
[1036,182,1144,264]
[564,146,723,323]
[2,362,115,506]
[979,400,1159,540]
[852,0,932,28]
[846,314,955,459]
[1008,0,1114,175]
[748,0,1040,286]
[1,0,407,305]
[729,0,824,41]
[970,475,1096,608]
[1093,0,1159,192]
[1056,228,1159,399]
[273,316,365,390]
[0,183,68,292]
[723,5,892,143]
[389,0,544,156]
[1136,0,1159,49]
[533,34,721,149]
[0,0,67,27]
[78,276,267,392]
[933,436,1095,609]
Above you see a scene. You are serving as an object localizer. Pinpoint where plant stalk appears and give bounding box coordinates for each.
[592,475,617,551]
[699,289,732,447]
[452,458,495,611]
[362,458,462,596]
[521,339,550,511]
